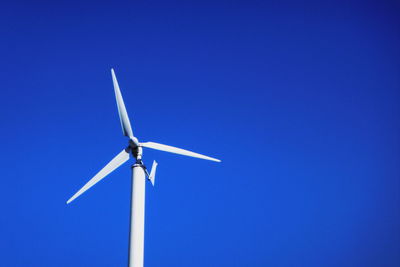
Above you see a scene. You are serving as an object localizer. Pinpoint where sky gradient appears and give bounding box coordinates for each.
[0,1,399,266]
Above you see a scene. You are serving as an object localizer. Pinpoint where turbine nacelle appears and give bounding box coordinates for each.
[128,143,143,161]
[128,137,142,160]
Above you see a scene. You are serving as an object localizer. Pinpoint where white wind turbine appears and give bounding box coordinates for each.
[67,69,220,267]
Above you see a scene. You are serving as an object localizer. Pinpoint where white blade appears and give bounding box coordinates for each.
[67,149,130,204]
[111,68,134,140]
[149,160,158,186]
[140,142,221,162]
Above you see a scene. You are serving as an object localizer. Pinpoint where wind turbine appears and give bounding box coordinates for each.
[67,69,220,267]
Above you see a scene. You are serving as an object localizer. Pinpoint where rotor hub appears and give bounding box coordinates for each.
[128,139,143,161]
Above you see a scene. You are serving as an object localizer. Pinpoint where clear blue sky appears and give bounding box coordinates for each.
[0,1,399,266]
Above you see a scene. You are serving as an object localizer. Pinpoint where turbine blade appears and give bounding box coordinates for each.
[67,149,130,204]
[140,142,221,162]
[149,160,158,186]
[111,68,134,140]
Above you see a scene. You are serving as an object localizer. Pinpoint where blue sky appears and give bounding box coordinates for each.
[0,1,399,266]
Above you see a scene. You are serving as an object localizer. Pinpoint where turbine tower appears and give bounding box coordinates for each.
[67,69,220,267]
